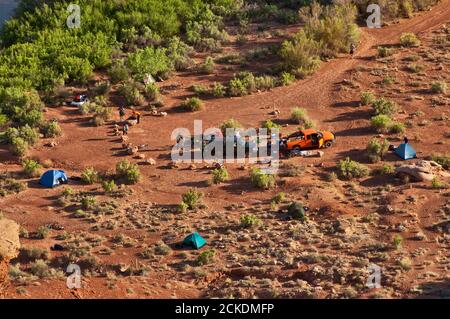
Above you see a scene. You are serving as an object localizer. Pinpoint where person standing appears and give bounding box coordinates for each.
[350,43,356,58]
[404,136,409,144]
[119,106,125,123]
[123,123,129,136]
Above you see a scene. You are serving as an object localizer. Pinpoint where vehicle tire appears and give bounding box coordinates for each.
[324,141,333,148]
[289,146,302,157]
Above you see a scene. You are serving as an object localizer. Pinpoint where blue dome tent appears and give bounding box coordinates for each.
[183,232,206,249]
[39,170,68,188]
[394,143,416,160]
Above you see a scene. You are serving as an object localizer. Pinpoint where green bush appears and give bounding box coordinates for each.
[35,226,50,239]
[228,78,248,96]
[366,138,390,163]
[182,97,204,112]
[116,160,141,184]
[360,91,376,105]
[108,61,130,84]
[262,119,281,130]
[181,188,203,210]
[255,76,276,91]
[199,56,215,74]
[211,82,226,97]
[400,33,420,47]
[271,192,286,205]
[372,98,397,116]
[337,158,369,180]
[220,119,242,134]
[81,196,97,210]
[290,107,314,129]
[377,46,394,57]
[250,168,276,189]
[144,83,160,101]
[280,72,295,86]
[371,115,392,133]
[22,159,41,178]
[389,122,405,134]
[430,81,447,94]
[81,167,100,185]
[240,214,262,228]
[102,180,117,193]
[10,137,28,157]
[211,167,229,184]
[197,249,215,266]
[119,81,145,106]
[127,46,173,81]
[288,202,307,221]
[41,121,62,138]
[431,177,446,189]
[392,234,403,250]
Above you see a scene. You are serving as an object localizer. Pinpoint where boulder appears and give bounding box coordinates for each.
[395,160,450,182]
[0,218,20,285]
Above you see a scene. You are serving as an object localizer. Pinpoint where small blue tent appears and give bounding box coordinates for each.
[183,232,206,249]
[39,170,68,188]
[394,143,416,160]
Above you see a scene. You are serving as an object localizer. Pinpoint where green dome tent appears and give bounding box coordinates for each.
[182,232,206,249]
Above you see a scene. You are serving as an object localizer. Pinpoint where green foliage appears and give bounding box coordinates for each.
[371,115,392,133]
[211,82,226,97]
[41,120,62,138]
[290,107,314,129]
[372,98,397,116]
[272,192,286,205]
[119,81,145,106]
[144,83,160,101]
[262,119,281,130]
[102,180,117,193]
[116,160,141,184]
[0,178,27,197]
[250,168,276,189]
[377,46,394,57]
[127,46,173,81]
[182,97,204,112]
[108,60,130,84]
[288,202,307,221]
[430,81,447,94]
[337,158,369,180]
[228,78,248,96]
[366,138,390,163]
[81,168,100,185]
[240,214,262,228]
[22,159,41,178]
[431,177,446,189]
[81,196,97,210]
[360,91,376,105]
[211,166,229,184]
[220,118,242,134]
[389,122,405,134]
[400,33,420,47]
[392,234,403,250]
[181,188,203,210]
[197,249,215,266]
[10,137,29,157]
[280,72,295,86]
[199,56,215,74]
[35,226,50,239]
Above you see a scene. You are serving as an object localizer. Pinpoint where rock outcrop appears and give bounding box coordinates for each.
[0,218,20,288]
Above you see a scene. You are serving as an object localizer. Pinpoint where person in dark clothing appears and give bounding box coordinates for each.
[119,106,125,122]
[404,136,409,144]
[350,43,356,58]
[123,123,129,135]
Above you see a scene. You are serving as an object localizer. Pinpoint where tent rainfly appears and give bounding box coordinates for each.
[39,170,68,188]
[394,143,417,160]
[182,232,206,249]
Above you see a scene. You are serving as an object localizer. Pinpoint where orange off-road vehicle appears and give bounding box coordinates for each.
[280,129,336,157]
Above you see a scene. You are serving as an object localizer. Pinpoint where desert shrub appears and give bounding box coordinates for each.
[371,115,392,133]
[240,214,262,228]
[399,257,412,270]
[389,122,405,134]
[372,98,397,116]
[272,192,286,205]
[262,119,281,130]
[10,137,28,157]
[375,164,395,175]
[102,180,117,193]
[360,91,376,105]
[220,119,242,134]
[182,97,204,112]
[211,167,229,184]
[255,76,276,91]
[392,234,403,250]
[35,226,50,239]
[280,163,303,177]
[108,60,130,84]
[199,56,215,74]
[144,83,160,101]
[430,155,450,170]
[181,188,203,210]
[406,63,424,73]
[92,106,112,126]
[290,107,314,129]
[177,202,189,214]
[400,33,420,47]
[250,168,276,189]
[92,81,110,96]
[228,78,247,96]
[197,249,215,266]
[377,46,394,57]
[41,121,62,138]
[431,177,446,189]
[366,138,390,163]
[81,168,99,185]
[0,178,27,197]
[288,202,307,221]
[116,160,140,184]
[119,81,145,106]
[192,84,209,96]
[22,159,41,178]
[337,158,369,180]
[127,46,173,81]
[29,260,52,278]
[5,125,39,146]
[211,82,226,97]
[382,76,395,85]
[153,241,171,255]
[280,72,295,86]
[166,36,193,71]
[23,247,49,261]
[81,196,97,210]
[430,81,447,94]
